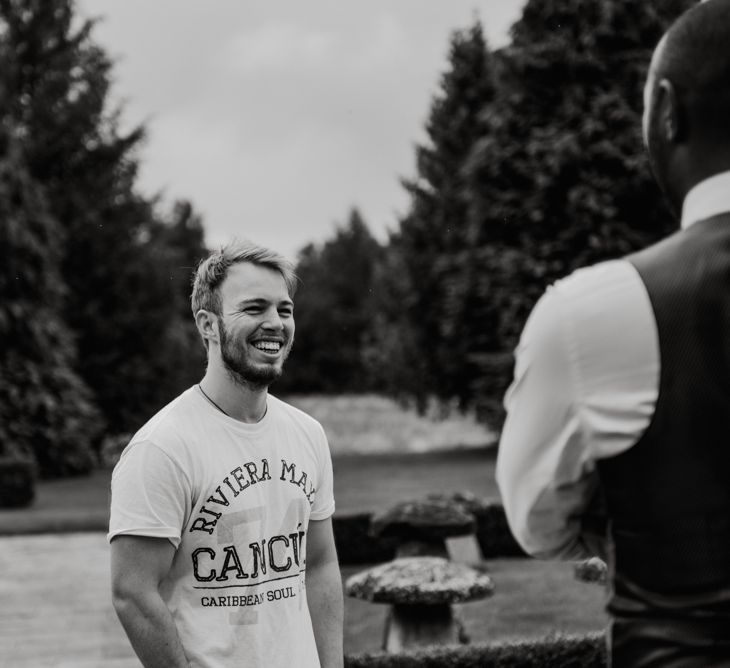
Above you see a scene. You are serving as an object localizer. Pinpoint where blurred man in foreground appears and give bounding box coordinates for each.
[497,1,730,665]
[109,241,343,667]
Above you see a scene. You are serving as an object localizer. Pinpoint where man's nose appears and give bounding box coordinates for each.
[262,307,284,331]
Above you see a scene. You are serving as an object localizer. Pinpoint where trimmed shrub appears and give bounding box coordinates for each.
[574,557,608,585]
[333,500,525,565]
[371,497,476,542]
[334,512,397,564]
[0,457,37,508]
[344,633,606,668]
[473,502,526,559]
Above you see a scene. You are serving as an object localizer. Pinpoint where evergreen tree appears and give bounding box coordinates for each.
[375,1,695,430]
[145,200,209,402]
[150,200,208,322]
[457,0,694,427]
[0,0,210,433]
[281,209,382,394]
[0,121,100,476]
[378,22,498,408]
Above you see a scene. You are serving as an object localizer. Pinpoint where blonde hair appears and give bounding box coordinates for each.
[191,239,297,319]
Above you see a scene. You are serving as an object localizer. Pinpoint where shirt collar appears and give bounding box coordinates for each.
[681,170,730,229]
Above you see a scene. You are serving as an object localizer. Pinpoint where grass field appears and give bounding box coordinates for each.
[343,559,607,654]
[0,448,499,534]
[286,394,496,455]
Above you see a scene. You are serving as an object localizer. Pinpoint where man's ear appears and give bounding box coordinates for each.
[195,310,219,346]
[656,78,683,143]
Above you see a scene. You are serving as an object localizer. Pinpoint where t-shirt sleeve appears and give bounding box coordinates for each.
[107,440,192,549]
[310,424,335,521]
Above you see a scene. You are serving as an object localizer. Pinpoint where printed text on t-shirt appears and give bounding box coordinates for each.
[189,458,317,535]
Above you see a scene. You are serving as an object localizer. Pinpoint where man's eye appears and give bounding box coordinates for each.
[279,309,293,317]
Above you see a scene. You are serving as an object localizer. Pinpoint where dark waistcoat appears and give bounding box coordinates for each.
[597,214,730,667]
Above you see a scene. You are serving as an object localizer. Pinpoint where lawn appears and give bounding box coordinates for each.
[0,447,498,535]
[343,559,606,654]
[286,394,495,455]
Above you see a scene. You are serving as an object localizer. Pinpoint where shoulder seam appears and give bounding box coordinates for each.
[133,439,194,492]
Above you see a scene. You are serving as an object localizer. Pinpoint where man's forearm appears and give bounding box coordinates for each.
[306,560,344,668]
[113,592,191,668]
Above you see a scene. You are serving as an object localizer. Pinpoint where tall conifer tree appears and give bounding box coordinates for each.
[0,122,100,475]
[376,22,497,408]
[458,0,694,427]
[0,0,210,433]
[283,209,382,394]
[375,1,694,429]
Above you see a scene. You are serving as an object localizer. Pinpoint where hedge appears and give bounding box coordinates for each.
[333,501,524,565]
[334,512,398,564]
[0,456,37,508]
[472,502,526,559]
[344,633,606,668]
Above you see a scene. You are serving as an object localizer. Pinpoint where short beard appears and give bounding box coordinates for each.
[218,317,290,390]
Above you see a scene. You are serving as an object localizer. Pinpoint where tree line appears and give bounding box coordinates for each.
[1,0,208,476]
[1,0,694,477]
[280,0,693,429]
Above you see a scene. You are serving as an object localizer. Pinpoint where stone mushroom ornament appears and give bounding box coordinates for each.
[574,556,608,585]
[370,497,477,558]
[346,556,494,652]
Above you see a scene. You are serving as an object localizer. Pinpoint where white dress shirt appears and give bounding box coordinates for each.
[496,170,730,560]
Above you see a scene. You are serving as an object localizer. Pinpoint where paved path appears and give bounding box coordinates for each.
[0,533,140,668]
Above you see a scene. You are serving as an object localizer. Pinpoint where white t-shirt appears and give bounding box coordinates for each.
[108,386,335,668]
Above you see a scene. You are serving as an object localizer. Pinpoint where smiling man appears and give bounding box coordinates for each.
[108,241,343,668]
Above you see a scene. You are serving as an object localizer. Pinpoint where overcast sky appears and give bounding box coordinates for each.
[76,1,525,260]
